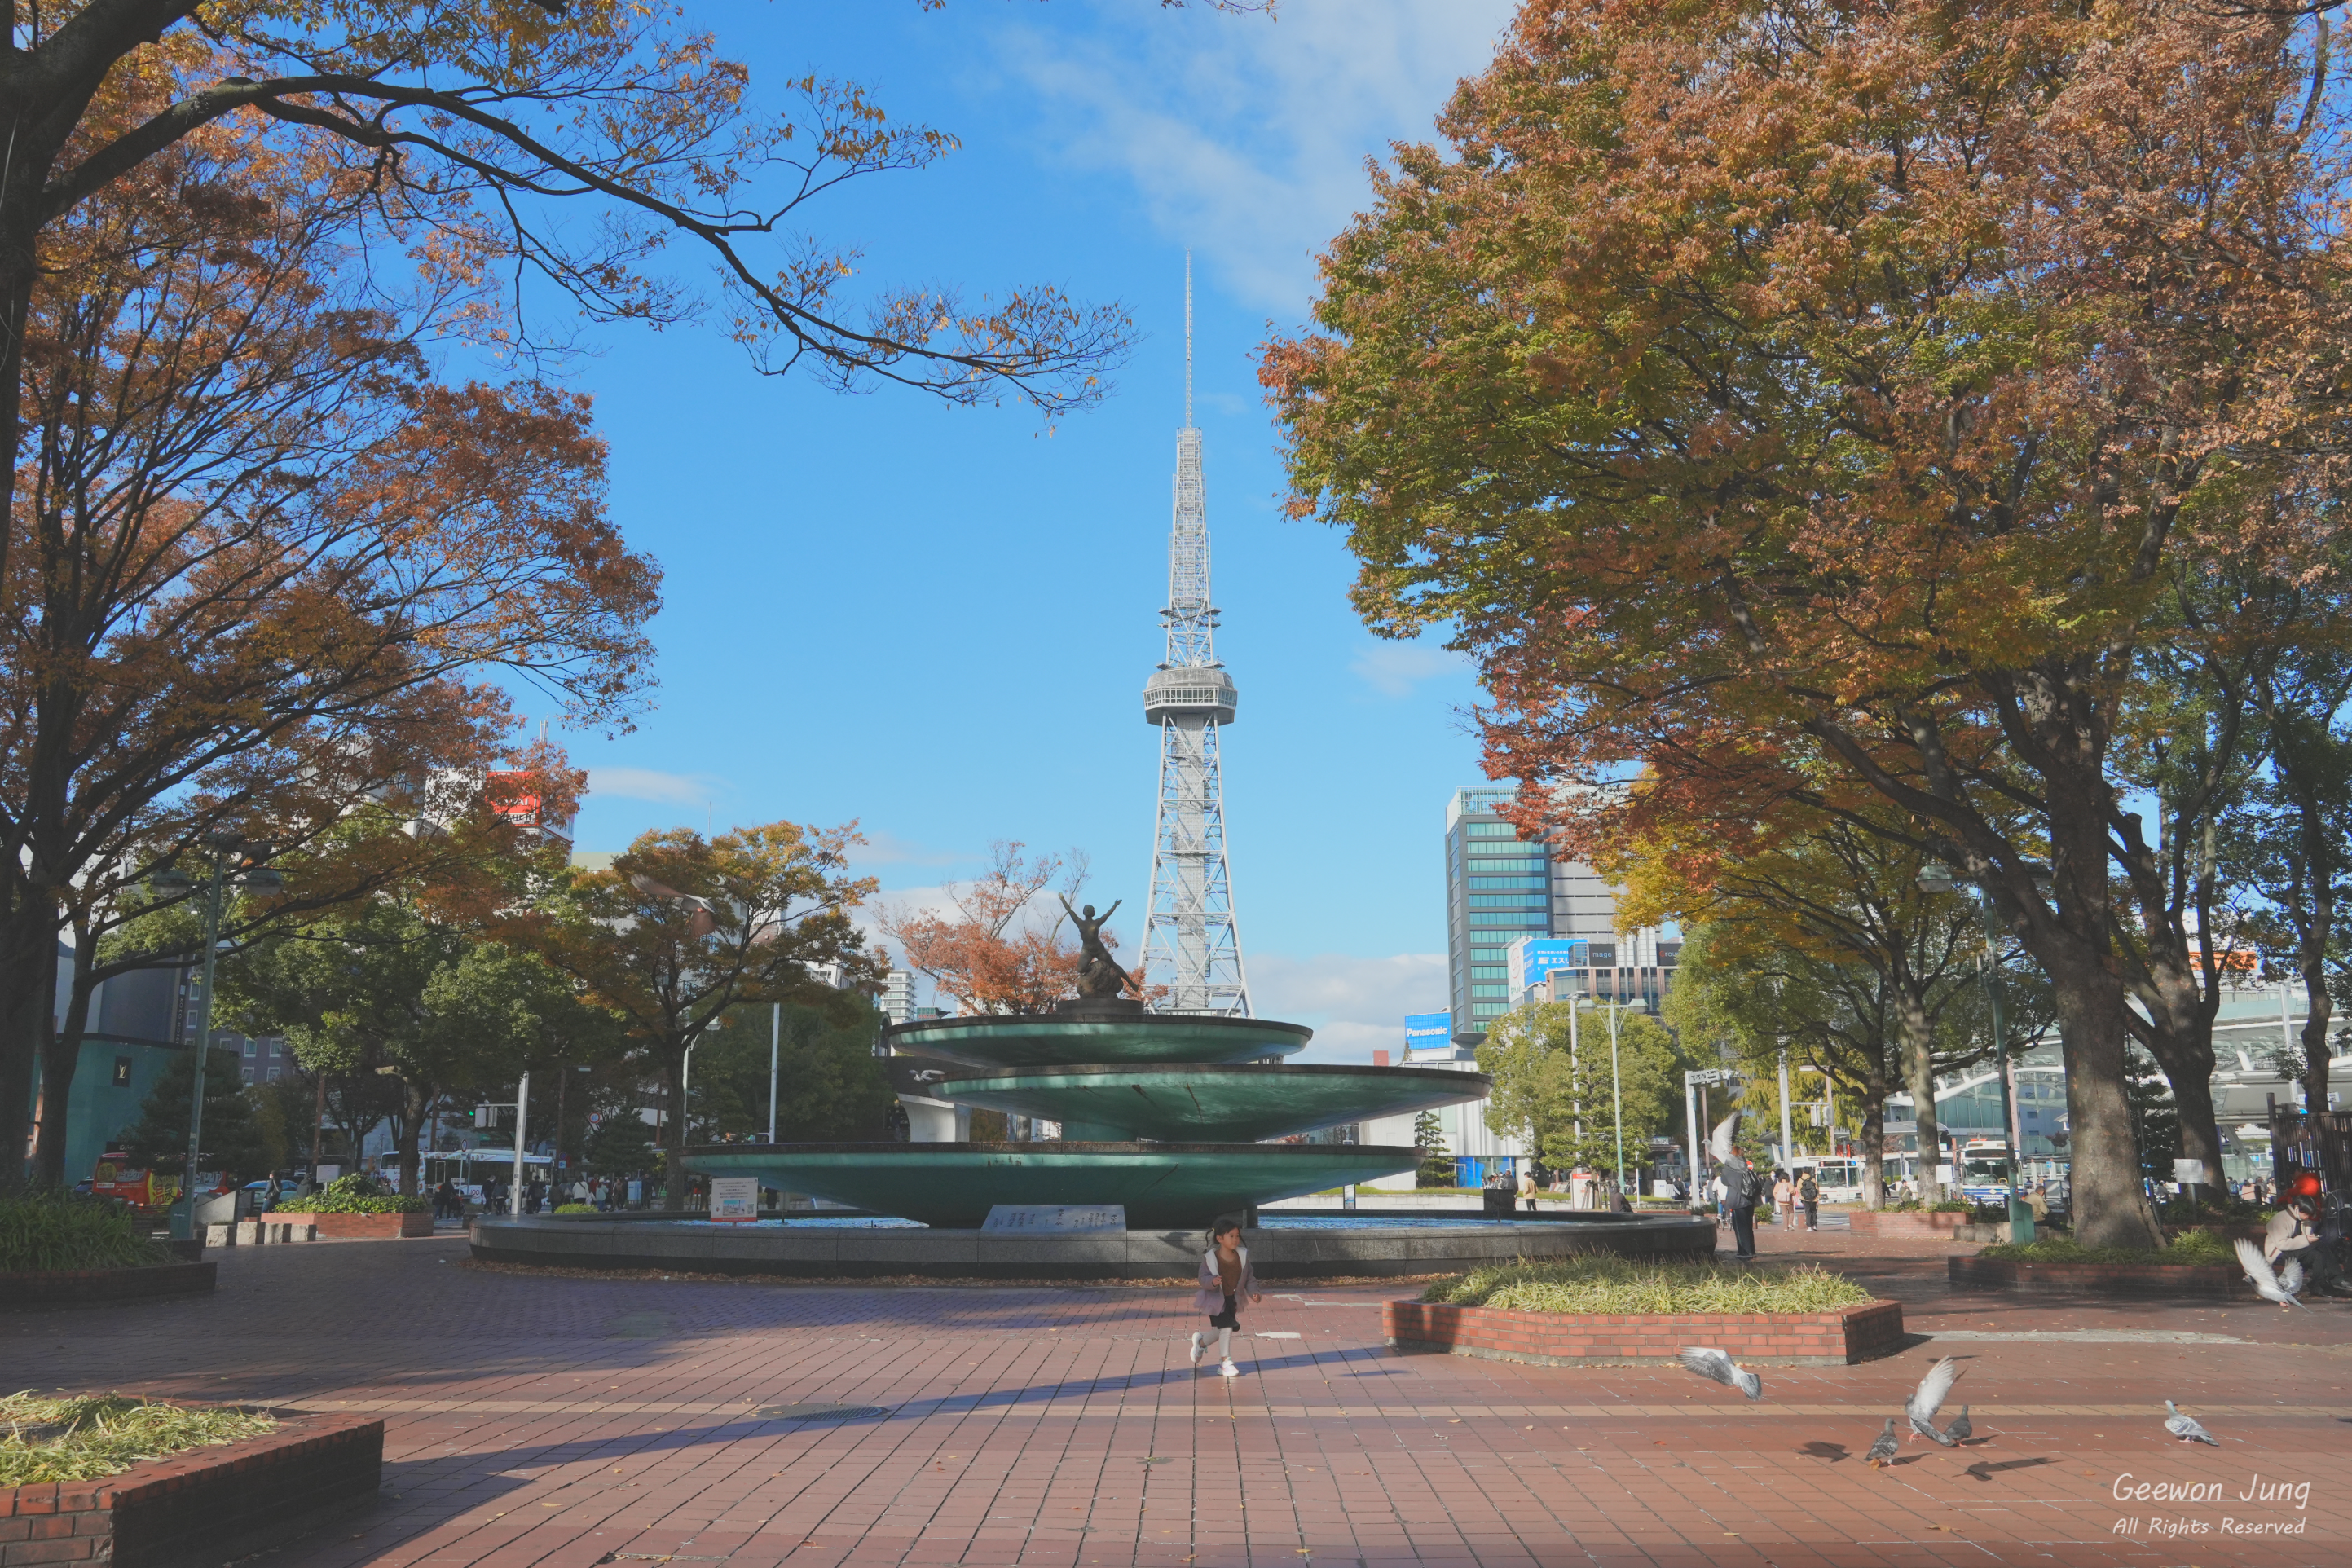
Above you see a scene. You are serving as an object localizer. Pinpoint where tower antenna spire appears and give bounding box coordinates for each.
[1183,251,1194,429]
[1143,256,1249,1017]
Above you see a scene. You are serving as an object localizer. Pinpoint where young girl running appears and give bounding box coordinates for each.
[1189,1217,1262,1377]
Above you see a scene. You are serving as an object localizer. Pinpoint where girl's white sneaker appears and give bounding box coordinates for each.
[1218,1359,1240,1378]
[1188,1334,1204,1366]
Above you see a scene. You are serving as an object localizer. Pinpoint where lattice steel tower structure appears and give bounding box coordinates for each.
[1141,260,1250,1016]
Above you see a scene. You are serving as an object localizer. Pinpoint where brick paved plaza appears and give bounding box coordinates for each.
[8,1223,2350,1568]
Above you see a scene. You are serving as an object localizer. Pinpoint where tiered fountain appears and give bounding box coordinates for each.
[678,1000,1489,1228]
[468,998,1714,1278]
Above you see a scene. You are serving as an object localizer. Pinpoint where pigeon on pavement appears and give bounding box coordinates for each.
[2165,1400,2220,1446]
[1941,1405,1971,1446]
[1906,1356,1967,1446]
[2234,1238,2311,1311]
[1865,1419,1900,1468]
[1678,1346,1763,1401]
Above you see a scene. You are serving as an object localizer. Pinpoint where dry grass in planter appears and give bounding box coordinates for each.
[0,1392,275,1485]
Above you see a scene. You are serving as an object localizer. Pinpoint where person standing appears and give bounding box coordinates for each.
[1190,1218,1262,1378]
[1518,1165,1538,1213]
[1798,1169,1820,1232]
[1724,1154,1760,1260]
[1773,1171,1795,1231]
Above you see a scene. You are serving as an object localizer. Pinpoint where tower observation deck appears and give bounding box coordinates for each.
[1142,259,1249,1016]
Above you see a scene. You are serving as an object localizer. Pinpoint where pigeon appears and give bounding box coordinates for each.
[1865,1418,1900,1468]
[1906,1356,1967,1446]
[1678,1346,1763,1401]
[2165,1400,2219,1446]
[2234,1238,2311,1311]
[1709,1110,1742,1163]
[1941,1405,1971,1446]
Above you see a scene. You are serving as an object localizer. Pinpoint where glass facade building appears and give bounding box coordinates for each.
[1444,786,1679,1044]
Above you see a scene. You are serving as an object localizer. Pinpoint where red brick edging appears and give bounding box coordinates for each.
[273,1211,434,1239]
[1383,1298,1903,1366]
[0,1413,381,1568]
[0,1263,214,1310]
[1948,1254,2248,1298]
[1843,1210,1971,1238]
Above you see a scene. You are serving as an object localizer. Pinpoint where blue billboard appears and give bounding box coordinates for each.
[1511,937,1593,989]
[1403,1012,1452,1050]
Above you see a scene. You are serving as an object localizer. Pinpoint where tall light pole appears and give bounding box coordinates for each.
[149,832,278,1240]
[769,1002,781,1143]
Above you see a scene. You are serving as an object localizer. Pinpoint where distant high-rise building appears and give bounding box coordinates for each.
[1443,784,1677,1042]
[880,969,918,1027]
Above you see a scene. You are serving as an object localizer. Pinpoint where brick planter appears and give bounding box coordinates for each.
[0,1412,381,1568]
[1949,1254,2249,1299]
[271,1210,433,1240]
[1383,1298,1904,1366]
[1843,1209,1976,1240]
[0,1263,214,1310]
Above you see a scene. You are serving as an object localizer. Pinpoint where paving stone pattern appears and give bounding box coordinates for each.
[5,1223,2349,1567]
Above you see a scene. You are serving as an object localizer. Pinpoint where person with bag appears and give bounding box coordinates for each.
[1189,1218,1262,1378]
[1773,1170,1795,1231]
[1724,1155,1760,1260]
[1798,1170,1820,1231]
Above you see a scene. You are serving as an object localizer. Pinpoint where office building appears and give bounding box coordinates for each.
[1444,784,1678,1043]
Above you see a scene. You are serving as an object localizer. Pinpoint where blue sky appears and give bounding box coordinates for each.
[535,0,1520,1059]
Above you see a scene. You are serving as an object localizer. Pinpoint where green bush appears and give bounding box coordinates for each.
[274,1174,427,1215]
[0,1393,275,1485]
[0,1194,170,1272]
[1421,1256,1874,1315]
[1927,1198,1972,1213]
[1978,1229,2236,1266]
[554,1203,595,1214]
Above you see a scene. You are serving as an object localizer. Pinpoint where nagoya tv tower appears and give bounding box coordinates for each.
[1141,259,1250,1017]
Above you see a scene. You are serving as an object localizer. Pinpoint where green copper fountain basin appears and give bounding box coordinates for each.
[881,1012,1310,1068]
[683,1143,1416,1230]
[932,1063,1491,1143]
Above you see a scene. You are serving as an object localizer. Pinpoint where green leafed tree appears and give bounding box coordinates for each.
[1478,1000,1684,1182]
[685,998,894,1144]
[118,1048,272,1184]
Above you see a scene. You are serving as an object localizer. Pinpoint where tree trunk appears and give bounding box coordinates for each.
[2138,1002,2224,1196]
[662,1042,688,1210]
[0,903,58,1194]
[2047,949,2164,1248]
[1897,988,1944,1200]
[397,1079,434,1196]
[1857,1093,1887,1209]
[32,958,99,1188]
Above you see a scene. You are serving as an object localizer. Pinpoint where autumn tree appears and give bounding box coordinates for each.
[517,822,878,1208]
[688,996,894,1143]
[880,842,1131,1015]
[0,80,660,1182]
[1266,1,2352,1247]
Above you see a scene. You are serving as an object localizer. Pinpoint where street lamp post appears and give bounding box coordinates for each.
[149,833,279,1241]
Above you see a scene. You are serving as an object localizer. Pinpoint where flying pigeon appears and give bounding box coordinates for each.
[1678,1346,1763,1401]
[2165,1400,2219,1447]
[2234,1238,2311,1312]
[1906,1356,1967,1446]
[1709,1110,1742,1163]
[1865,1418,1899,1468]
[1941,1405,1971,1446]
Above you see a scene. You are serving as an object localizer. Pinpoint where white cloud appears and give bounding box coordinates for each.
[998,0,1517,311]
[587,766,722,807]
[850,830,971,869]
[1350,641,1472,698]
[1249,949,1447,1064]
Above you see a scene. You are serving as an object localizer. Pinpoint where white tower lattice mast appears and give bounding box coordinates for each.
[1142,258,1249,1016]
